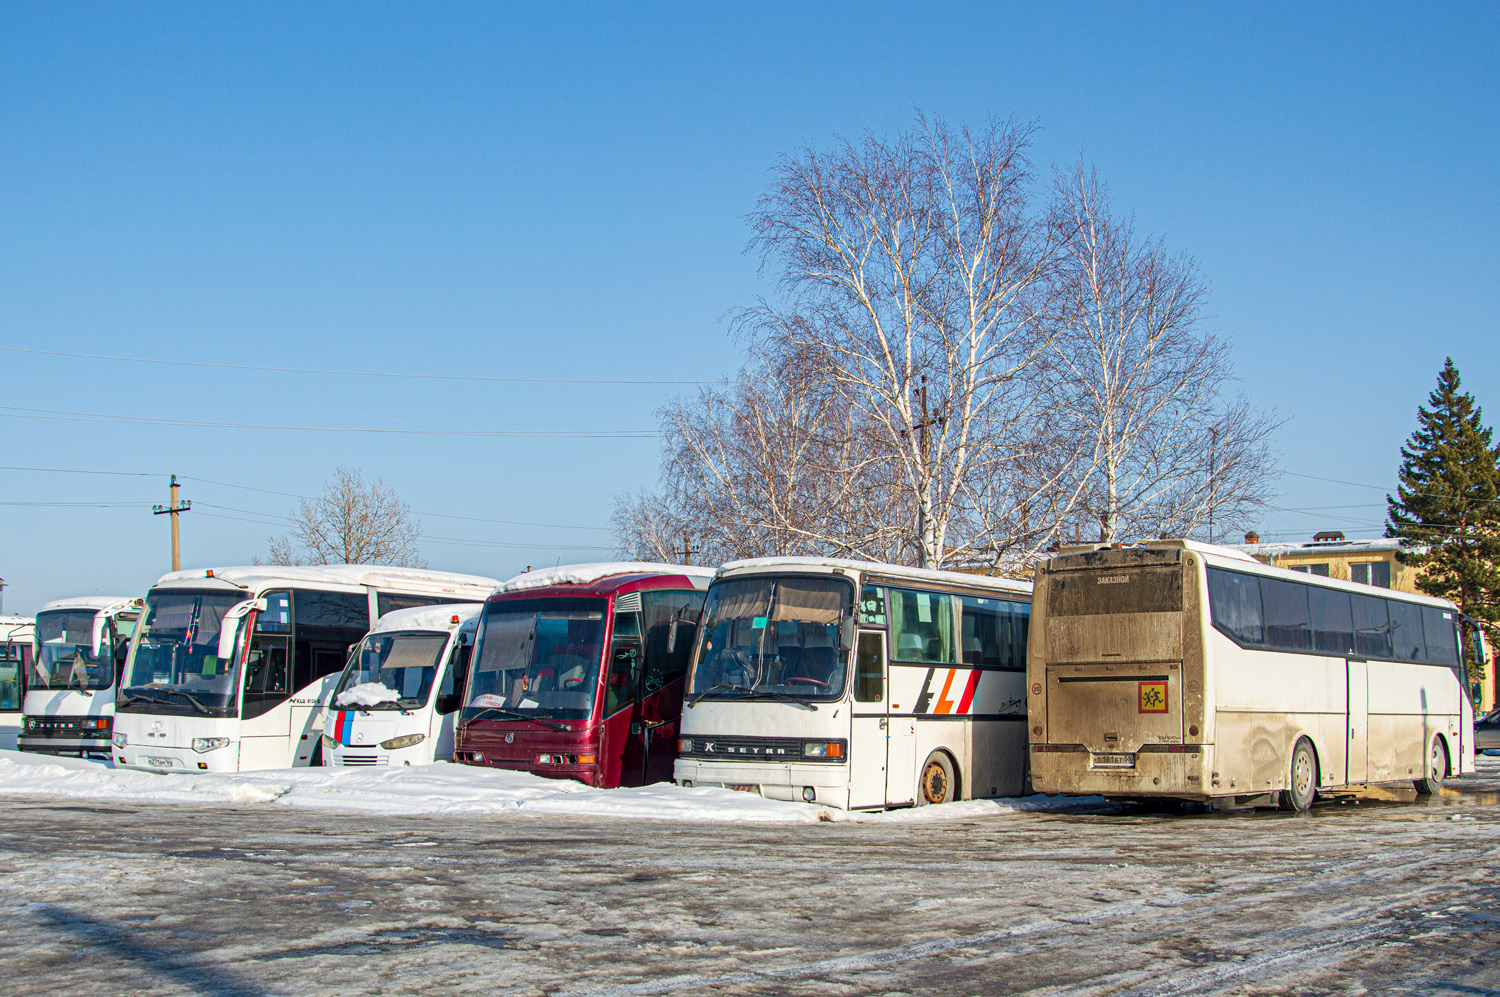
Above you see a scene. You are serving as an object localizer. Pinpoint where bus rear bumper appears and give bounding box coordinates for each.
[1030,746,1211,800]
[673,758,851,808]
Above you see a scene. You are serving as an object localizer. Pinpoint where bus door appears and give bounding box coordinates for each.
[1347,659,1369,784]
[604,607,646,787]
[849,630,891,808]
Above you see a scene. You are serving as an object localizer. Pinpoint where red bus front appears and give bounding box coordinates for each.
[453,570,707,788]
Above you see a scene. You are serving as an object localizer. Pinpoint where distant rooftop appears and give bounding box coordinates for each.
[1225,535,1420,558]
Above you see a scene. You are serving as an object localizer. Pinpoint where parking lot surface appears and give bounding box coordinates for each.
[3,766,1500,996]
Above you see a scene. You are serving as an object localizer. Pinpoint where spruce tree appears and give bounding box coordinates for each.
[1386,358,1500,692]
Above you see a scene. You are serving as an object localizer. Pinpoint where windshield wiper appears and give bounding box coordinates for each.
[462,706,568,731]
[117,689,211,714]
[688,684,815,710]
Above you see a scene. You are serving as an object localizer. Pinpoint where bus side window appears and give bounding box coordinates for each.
[605,612,643,716]
[437,635,473,714]
[642,591,705,693]
[242,635,290,719]
[854,632,884,702]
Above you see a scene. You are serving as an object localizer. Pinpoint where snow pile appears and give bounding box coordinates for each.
[335,682,401,708]
[500,562,714,592]
[0,749,1094,823]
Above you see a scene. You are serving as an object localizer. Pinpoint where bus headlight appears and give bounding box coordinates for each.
[111,732,128,748]
[802,741,845,759]
[321,734,337,752]
[380,733,425,750]
[678,738,693,753]
[191,737,231,754]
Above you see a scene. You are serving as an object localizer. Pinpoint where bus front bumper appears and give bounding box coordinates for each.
[1029,746,1212,800]
[17,734,112,759]
[673,758,850,809]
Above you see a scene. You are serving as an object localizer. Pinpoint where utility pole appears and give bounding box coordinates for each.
[678,530,697,566]
[152,474,192,571]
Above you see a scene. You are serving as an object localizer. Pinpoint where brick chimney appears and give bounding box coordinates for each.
[1244,531,1260,544]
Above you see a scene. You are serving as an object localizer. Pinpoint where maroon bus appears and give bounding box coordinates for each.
[454,563,712,788]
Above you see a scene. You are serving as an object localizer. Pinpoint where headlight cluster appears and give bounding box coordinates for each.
[321,734,337,751]
[380,733,425,751]
[802,741,844,759]
[191,737,231,754]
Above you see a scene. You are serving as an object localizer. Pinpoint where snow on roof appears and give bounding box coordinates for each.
[0,616,32,639]
[720,556,1033,595]
[153,564,500,598]
[38,596,139,615]
[499,562,716,593]
[1226,538,1413,558]
[371,603,484,633]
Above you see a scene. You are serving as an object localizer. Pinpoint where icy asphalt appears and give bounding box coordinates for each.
[3,767,1500,996]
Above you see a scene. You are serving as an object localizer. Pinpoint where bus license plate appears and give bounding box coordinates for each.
[1092,752,1135,769]
[145,757,176,768]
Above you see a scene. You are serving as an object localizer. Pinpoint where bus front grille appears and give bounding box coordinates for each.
[338,755,386,766]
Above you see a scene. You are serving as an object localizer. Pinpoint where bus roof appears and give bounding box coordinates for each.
[498,562,715,594]
[719,556,1033,596]
[38,596,140,615]
[0,616,32,639]
[371,603,484,633]
[151,564,501,598]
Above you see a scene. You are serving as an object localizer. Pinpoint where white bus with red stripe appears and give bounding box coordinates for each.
[674,558,1033,809]
[321,603,481,767]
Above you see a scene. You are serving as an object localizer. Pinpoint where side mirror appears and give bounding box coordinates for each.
[216,598,267,661]
[1476,628,1491,668]
[91,615,109,658]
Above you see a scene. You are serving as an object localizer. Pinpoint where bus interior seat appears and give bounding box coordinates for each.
[963,637,982,666]
[897,633,924,660]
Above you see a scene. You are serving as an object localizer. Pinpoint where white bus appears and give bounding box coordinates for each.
[1028,540,1482,811]
[112,565,499,773]
[674,557,1033,809]
[322,603,482,767]
[19,596,141,759]
[1,615,34,747]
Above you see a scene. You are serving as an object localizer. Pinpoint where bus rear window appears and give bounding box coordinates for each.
[1048,567,1182,617]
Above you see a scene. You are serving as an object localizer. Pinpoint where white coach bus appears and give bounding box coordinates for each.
[19,596,141,759]
[321,603,481,767]
[1,615,34,745]
[113,565,499,772]
[1028,540,1482,811]
[674,557,1033,809]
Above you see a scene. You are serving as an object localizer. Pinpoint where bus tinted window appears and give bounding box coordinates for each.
[1261,578,1312,652]
[890,589,955,664]
[1049,566,1182,617]
[1352,594,1392,659]
[641,590,704,694]
[1308,586,1354,656]
[1387,600,1426,662]
[294,590,369,629]
[1423,607,1460,666]
[1207,569,1263,645]
[960,596,1028,670]
[377,592,453,617]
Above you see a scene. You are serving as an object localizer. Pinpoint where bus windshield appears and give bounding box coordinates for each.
[463,598,607,723]
[331,632,450,711]
[687,575,853,703]
[33,610,111,691]
[118,590,245,715]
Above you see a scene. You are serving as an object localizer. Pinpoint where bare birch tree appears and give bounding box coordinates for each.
[267,466,426,567]
[742,113,1081,569]
[1047,163,1278,542]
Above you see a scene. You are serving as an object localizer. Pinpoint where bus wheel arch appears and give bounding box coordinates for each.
[1415,734,1449,795]
[1278,737,1319,812]
[918,750,959,805]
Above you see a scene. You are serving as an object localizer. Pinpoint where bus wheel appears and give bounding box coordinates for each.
[1278,738,1318,812]
[1414,736,1447,796]
[919,752,957,805]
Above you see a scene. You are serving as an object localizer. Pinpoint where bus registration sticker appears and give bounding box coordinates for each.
[1138,681,1168,713]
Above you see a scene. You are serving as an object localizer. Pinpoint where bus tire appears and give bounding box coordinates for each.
[1278,738,1318,812]
[918,751,957,805]
[1414,736,1447,796]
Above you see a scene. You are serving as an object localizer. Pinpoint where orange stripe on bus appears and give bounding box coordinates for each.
[935,669,958,714]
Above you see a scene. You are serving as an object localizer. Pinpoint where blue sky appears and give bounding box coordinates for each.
[1,3,1496,613]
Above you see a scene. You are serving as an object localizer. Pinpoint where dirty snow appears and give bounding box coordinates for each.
[0,748,1079,823]
[335,682,402,707]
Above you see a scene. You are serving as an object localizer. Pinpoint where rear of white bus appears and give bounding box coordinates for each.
[674,568,857,808]
[1028,545,1212,800]
[322,606,479,767]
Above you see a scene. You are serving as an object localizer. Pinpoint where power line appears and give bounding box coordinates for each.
[0,345,714,386]
[0,500,150,508]
[0,404,658,439]
[0,464,163,478]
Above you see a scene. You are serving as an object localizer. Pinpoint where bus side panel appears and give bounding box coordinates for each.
[1366,659,1460,784]
[968,717,1027,797]
[1212,710,1330,795]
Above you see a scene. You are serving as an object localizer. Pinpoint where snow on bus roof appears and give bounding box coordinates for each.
[0,616,31,638]
[499,562,716,593]
[371,603,484,633]
[152,564,501,596]
[38,596,139,615]
[720,557,1033,595]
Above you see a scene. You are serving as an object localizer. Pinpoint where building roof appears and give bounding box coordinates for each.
[1226,538,1417,559]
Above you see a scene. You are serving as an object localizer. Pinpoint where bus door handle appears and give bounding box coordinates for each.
[879,718,888,730]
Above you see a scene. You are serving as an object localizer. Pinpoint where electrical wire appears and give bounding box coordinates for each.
[0,345,714,386]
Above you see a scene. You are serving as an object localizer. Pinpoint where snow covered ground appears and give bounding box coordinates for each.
[1,762,1498,996]
[0,749,1099,823]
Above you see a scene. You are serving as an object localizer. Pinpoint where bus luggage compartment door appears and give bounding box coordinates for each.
[1047,664,1182,756]
[1346,659,1369,784]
